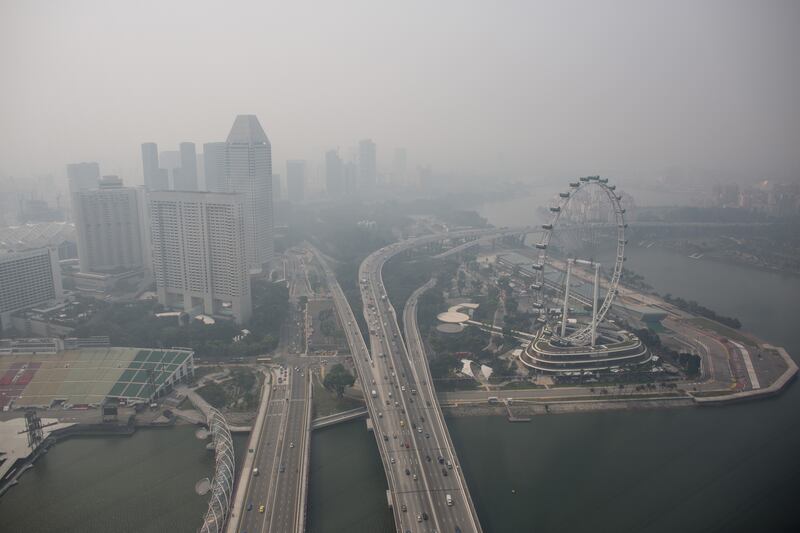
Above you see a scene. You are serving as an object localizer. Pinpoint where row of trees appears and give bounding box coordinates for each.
[73,280,289,358]
[662,293,742,329]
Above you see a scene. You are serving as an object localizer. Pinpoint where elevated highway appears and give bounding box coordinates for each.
[231,367,311,533]
[312,228,525,532]
[358,231,513,533]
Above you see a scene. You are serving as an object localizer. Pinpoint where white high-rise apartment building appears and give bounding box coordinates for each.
[72,176,146,274]
[0,248,64,330]
[224,115,274,273]
[148,190,252,324]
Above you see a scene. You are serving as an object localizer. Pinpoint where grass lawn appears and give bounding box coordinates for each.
[312,379,363,418]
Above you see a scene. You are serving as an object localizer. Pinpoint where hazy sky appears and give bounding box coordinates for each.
[1,0,798,184]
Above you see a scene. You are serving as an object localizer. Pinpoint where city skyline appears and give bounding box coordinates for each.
[2,1,799,184]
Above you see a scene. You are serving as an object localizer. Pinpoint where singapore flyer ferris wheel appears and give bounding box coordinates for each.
[530,176,628,346]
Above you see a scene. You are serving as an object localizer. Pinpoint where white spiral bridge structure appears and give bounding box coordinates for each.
[198,408,236,533]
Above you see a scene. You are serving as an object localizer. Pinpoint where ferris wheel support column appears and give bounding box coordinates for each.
[560,259,573,338]
[591,263,600,348]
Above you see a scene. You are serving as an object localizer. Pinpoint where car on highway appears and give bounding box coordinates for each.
[417,514,423,523]
[289,442,295,448]
[259,505,265,513]
[247,502,253,511]
[279,465,286,472]
[390,457,396,464]
[442,468,448,476]
[405,468,410,475]
[401,504,407,512]
[413,474,418,481]
[422,512,428,521]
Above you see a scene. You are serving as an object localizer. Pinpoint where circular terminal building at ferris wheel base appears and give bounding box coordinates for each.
[519,326,651,374]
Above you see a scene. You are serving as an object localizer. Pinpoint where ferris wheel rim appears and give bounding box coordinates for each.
[532,176,626,344]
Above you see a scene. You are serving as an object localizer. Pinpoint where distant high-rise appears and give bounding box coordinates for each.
[174,142,198,190]
[149,190,252,324]
[66,162,100,193]
[141,143,168,190]
[272,174,282,201]
[286,160,306,203]
[0,248,64,330]
[393,148,407,185]
[358,139,377,190]
[72,176,146,274]
[203,142,226,192]
[224,115,274,272]
[344,161,358,195]
[325,149,344,197]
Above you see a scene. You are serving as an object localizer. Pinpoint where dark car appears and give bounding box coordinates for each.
[405,468,410,475]
[442,468,448,476]
[438,456,445,464]
[422,512,429,521]
[425,455,431,462]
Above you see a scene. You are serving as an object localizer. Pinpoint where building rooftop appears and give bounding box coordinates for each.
[226,114,269,144]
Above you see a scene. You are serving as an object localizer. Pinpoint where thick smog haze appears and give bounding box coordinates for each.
[1,0,798,183]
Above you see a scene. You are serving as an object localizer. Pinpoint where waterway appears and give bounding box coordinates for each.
[0,426,247,533]
[306,194,800,532]
[4,190,795,532]
[307,419,394,533]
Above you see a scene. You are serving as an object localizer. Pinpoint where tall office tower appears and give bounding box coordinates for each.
[286,160,306,203]
[0,248,64,330]
[344,160,358,194]
[174,142,198,190]
[148,190,252,324]
[224,115,273,272]
[203,142,226,192]
[141,143,168,190]
[72,176,146,274]
[358,139,377,190]
[66,162,100,193]
[393,148,408,185]
[325,149,344,197]
[159,150,181,189]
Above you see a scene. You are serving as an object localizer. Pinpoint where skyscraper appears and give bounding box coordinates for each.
[0,248,64,330]
[72,176,146,274]
[393,148,408,185]
[286,160,306,203]
[149,190,252,324]
[203,142,226,192]
[175,142,198,190]
[66,162,100,193]
[224,115,274,272]
[358,139,377,190]
[325,149,344,197]
[141,143,168,191]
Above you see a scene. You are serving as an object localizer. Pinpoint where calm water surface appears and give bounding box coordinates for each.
[306,196,800,532]
[0,426,247,533]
